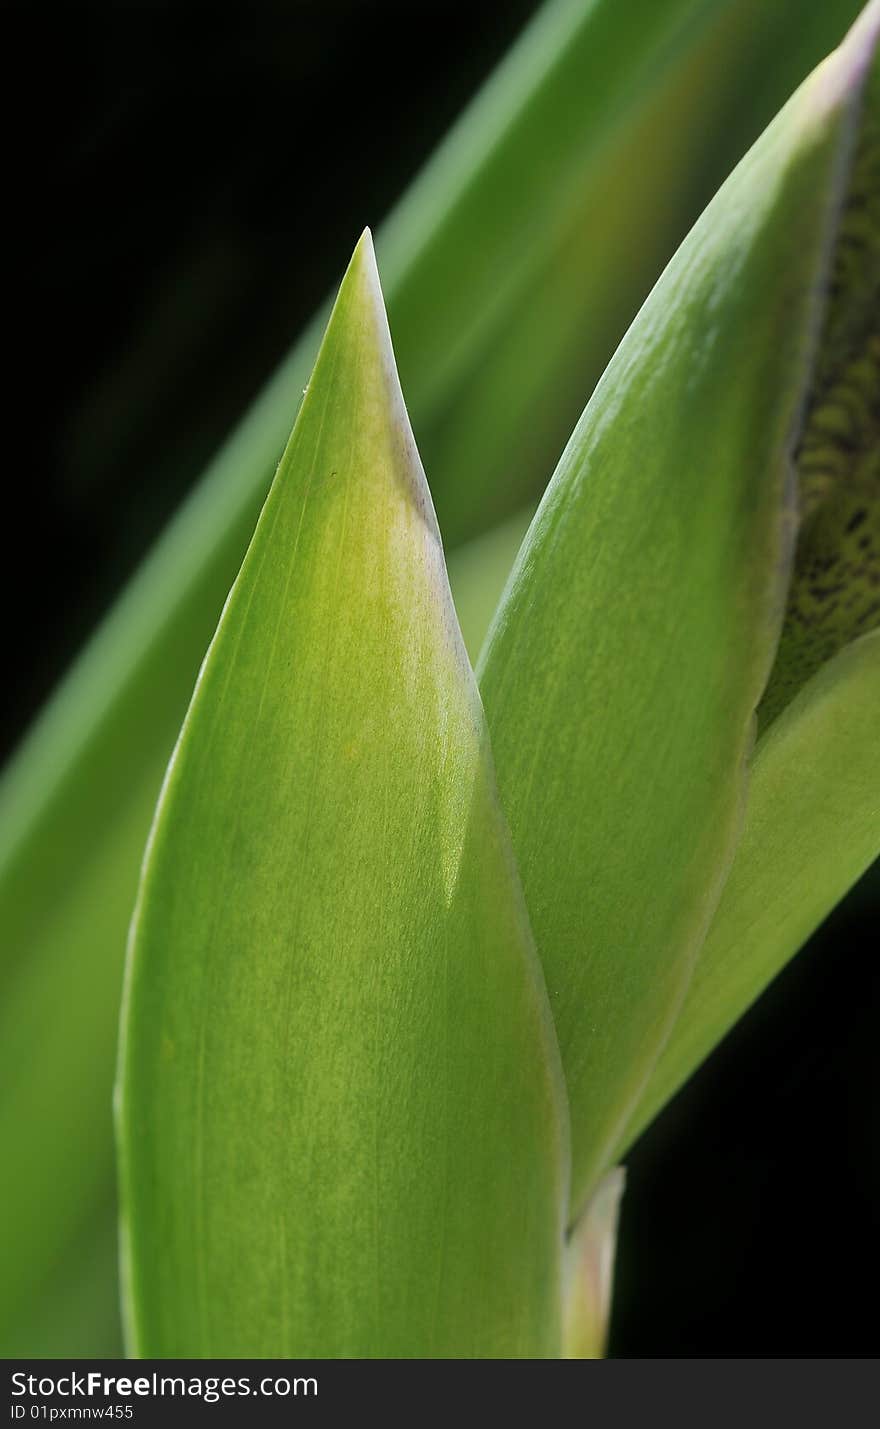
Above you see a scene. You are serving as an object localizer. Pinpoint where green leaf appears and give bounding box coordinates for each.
[0,0,867,1353]
[627,13,880,1140]
[478,17,877,1217]
[6,1211,123,1359]
[626,630,880,1146]
[116,233,568,1358]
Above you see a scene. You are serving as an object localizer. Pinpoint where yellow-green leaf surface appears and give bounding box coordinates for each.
[627,630,880,1147]
[116,233,568,1358]
[478,15,878,1217]
[0,0,867,1353]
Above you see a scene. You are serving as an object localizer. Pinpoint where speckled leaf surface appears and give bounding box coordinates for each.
[116,235,568,1358]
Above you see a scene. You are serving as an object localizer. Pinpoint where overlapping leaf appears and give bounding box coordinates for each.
[0,0,872,1353]
[629,19,880,1139]
[628,630,880,1145]
[478,7,880,1216]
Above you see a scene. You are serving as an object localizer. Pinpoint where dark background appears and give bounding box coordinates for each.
[5,0,878,1356]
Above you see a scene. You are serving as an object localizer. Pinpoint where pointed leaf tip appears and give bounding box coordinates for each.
[846,0,880,74]
[346,224,379,291]
[295,229,441,547]
[117,229,567,1357]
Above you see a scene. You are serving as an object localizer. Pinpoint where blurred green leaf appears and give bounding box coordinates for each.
[411,0,868,543]
[0,0,868,1354]
[117,234,568,1357]
[448,506,535,660]
[478,18,876,1216]
[8,1211,123,1360]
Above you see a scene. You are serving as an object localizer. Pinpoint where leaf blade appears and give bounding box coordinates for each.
[625,3,880,1147]
[117,234,568,1357]
[478,35,870,1214]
